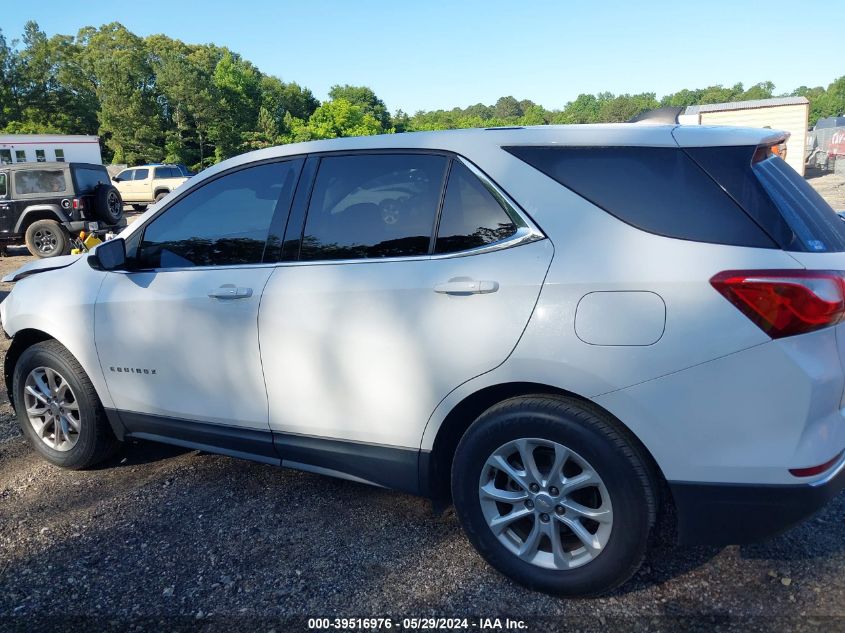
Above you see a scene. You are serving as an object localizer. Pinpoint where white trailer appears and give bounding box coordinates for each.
[0,134,102,165]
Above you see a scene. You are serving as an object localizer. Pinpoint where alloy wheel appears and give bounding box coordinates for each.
[23,366,81,452]
[478,438,613,570]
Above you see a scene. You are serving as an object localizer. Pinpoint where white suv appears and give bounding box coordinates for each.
[3,125,845,596]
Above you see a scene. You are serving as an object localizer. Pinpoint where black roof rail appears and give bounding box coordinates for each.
[627,106,685,124]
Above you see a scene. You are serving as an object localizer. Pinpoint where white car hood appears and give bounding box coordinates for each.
[2,254,83,283]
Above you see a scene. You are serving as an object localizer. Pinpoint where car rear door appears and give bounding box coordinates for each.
[94,158,303,454]
[259,153,553,457]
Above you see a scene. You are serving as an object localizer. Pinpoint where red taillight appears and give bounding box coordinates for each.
[789,450,844,477]
[710,269,845,339]
[72,198,84,210]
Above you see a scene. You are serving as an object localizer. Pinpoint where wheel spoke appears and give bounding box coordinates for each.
[24,385,48,404]
[489,507,533,535]
[559,499,613,523]
[545,443,569,487]
[487,454,529,492]
[62,413,81,433]
[560,470,599,495]
[44,368,59,395]
[517,520,543,559]
[33,372,52,399]
[560,516,602,553]
[480,481,528,504]
[546,521,568,568]
[514,439,543,485]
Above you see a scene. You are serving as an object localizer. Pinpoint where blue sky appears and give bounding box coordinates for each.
[2,0,840,113]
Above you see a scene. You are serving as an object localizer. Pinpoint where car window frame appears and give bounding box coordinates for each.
[0,171,7,197]
[279,148,544,265]
[126,156,306,273]
[134,168,150,181]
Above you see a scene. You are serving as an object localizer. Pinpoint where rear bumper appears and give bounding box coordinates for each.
[670,457,845,545]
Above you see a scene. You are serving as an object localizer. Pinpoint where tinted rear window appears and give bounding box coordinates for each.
[505,146,774,248]
[753,156,845,252]
[686,146,845,253]
[72,166,109,193]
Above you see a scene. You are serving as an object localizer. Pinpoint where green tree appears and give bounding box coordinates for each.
[79,23,161,164]
[209,51,261,160]
[304,98,384,140]
[328,84,390,130]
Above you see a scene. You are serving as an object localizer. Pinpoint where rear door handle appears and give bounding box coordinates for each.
[434,279,499,295]
[208,285,253,300]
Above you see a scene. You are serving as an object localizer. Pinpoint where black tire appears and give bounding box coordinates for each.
[451,395,656,596]
[24,219,69,258]
[13,340,120,469]
[93,184,124,225]
[154,191,168,203]
[131,204,147,212]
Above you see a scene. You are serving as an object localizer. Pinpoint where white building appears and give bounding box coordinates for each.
[681,97,810,175]
[0,134,102,165]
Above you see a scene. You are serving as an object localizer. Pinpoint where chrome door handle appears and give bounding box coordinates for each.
[208,285,253,300]
[434,279,499,295]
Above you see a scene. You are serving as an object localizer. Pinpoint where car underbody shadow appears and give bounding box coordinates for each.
[92,438,192,469]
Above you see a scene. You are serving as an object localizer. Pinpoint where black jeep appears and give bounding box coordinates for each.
[0,162,126,258]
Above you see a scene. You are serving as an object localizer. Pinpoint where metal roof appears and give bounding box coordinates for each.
[685,96,809,115]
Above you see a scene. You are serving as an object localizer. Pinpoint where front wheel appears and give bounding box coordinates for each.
[13,340,120,469]
[452,395,656,596]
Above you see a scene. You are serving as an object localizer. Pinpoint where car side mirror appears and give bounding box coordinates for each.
[112,177,121,182]
[88,237,126,271]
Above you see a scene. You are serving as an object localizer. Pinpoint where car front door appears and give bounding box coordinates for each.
[94,158,304,455]
[114,169,135,201]
[259,153,553,474]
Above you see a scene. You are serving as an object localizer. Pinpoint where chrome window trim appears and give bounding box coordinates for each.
[125,150,546,273]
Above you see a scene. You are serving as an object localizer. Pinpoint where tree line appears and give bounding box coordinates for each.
[1,21,843,170]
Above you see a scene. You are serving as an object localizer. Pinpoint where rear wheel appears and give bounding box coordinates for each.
[131,204,147,212]
[154,191,168,203]
[451,395,656,596]
[13,340,120,469]
[24,219,68,258]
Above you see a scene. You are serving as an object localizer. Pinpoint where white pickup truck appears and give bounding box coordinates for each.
[112,164,190,210]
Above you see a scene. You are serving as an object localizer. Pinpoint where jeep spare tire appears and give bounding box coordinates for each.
[93,184,124,225]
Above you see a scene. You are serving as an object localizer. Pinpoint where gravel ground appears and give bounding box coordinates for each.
[1,184,845,632]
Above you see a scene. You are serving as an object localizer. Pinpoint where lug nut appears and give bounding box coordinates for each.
[555,505,565,515]
[525,499,534,509]
[540,513,550,523]
[549,486,559,496]
[529,483,540,493]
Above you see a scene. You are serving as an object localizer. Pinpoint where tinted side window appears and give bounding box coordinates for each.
[505,146,775,248]
[435,161,518,254]
[15,151,26,163]
[301,154,448,261]
[14,169,67,195]
[0,150,11,164]
[0,174,6,197]
[134,168,149,180]
[117,169,134,181]
[138,161,300,268]
[35,150,46,163]
[54,149,65,162]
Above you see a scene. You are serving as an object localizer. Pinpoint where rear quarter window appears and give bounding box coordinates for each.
[686,146,845,253]
[13,169,68,195]
[504,146,775,248]
[72,166,110,193]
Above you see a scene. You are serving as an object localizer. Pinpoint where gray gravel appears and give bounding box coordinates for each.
[1,208,845,632]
